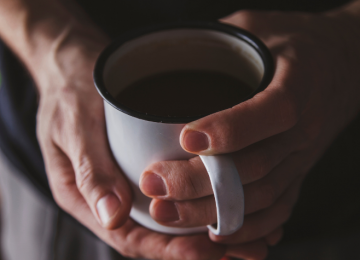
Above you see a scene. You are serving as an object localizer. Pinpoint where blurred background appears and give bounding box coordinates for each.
[267,113,360,259]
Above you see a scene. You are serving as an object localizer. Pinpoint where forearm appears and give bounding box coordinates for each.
[0,0,108,88]
[326,0,360,25]
[338,0,360,17]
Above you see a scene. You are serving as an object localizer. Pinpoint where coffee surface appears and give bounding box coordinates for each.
[115,70,253,117]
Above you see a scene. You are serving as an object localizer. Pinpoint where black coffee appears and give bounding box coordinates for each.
[115,70,253,117]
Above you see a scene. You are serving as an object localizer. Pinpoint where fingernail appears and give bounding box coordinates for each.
[96,193,121,226]
[182,130,209,152]
[141,173,167,196]
[154,201,179,222]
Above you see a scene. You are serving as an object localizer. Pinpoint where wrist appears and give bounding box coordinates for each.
[32,23,109,94]
[0,0,109,93]
[23,13,109,86]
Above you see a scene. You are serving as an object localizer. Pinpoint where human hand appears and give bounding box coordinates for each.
[33,25,262,260]
[139,5,360,260]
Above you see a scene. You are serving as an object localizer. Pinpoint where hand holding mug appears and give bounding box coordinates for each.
[34,21,269,260]
[142,5,360,258]
[34,27,230,260]
[94,22,274,236]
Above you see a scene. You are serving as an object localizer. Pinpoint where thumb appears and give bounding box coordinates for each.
[51,113,133,230]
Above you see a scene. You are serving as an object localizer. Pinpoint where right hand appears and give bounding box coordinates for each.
[139,4,360,259]
[33,26,270,260]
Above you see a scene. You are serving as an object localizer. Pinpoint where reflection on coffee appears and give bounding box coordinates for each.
[115,70,253,117]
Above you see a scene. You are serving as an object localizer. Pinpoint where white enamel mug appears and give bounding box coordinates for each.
[94,22,273,236]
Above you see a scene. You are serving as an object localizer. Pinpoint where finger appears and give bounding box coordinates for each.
[265,227,284,246]
[148,155,299,227]
[243,151,308,215]
[141,127,307,201]
[42,143,227,260]
[220,11,272,39]
[231,126,307,184]
[43,147,226,260]
[42,140,91,218]
[67,131,132,230]
[180,56,303,156]
[210,176,304,244]
[44,137,132,229]
[44,104,133,229]
[148,151,307,228]
[149,196,217,227]
[117,222,226,260]
[140,156,211,200]
[226,239,268,260]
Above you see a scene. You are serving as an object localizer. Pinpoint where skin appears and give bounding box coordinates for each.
[0,0,360,259]
[140,2,360,258]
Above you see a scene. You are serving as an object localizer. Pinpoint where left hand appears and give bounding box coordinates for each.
[139,4,360,260]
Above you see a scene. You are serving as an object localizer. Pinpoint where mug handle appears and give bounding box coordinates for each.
[200,154,244,236]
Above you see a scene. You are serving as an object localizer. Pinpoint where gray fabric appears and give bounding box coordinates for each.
[0,149,125,260]
[4,144,359,260]
[0,149,56,260]
[53,212,123,260]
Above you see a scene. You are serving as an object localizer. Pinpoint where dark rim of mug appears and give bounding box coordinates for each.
[94,21,274,124]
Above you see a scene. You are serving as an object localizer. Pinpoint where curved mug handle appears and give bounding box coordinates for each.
[200,154,244,236]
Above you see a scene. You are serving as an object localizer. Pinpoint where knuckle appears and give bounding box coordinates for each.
[148,160,203,199]
[59,86,103,127]
[75,157,98,192]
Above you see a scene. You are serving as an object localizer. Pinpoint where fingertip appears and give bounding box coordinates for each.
[96,186,132,230]
[140,171,167,197]
[96,192,127,229]
[150,199,180,224]
[180,128,210,153]
[208,231,234,244]
[96,193,120,227]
